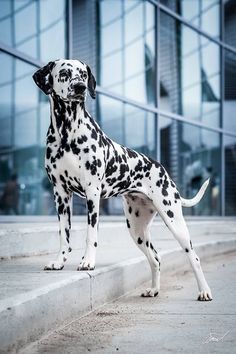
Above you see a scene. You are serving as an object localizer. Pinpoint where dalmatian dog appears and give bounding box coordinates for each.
[33,59,212,301]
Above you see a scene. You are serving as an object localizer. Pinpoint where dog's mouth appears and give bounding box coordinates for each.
[67,93,85,101]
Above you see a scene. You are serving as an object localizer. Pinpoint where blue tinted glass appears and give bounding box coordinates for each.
[224,135,236,215]
[224,50,236,132]
[160,116,221,216]
[0,53,54,215]
[98,0,156,105]
[0,0,67,61]
[160,12,220,128]
[161,0,220,38]
[0,52,13,148]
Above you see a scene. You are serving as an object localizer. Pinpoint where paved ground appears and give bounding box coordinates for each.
[1,220,235,302]
[21,251,236,354]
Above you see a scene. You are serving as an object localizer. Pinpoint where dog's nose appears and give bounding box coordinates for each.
[73,82,86,95]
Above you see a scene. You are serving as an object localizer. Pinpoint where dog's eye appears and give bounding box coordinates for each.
[59,69,71,81]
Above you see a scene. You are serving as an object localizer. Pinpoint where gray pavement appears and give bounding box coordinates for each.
[0,218,236,353]
[1,219,236,302]
[21,251,236,354]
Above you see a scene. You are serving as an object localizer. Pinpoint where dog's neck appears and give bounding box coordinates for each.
[48,94,88,145]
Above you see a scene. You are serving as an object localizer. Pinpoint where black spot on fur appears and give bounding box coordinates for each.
[185,248,189,253]
[94,242,97,247]
[137,237,143,244]
[91,129,97,140]
[167,210,174,218]
[91,212,97,227]
[162,188,168,197]
[174,192,180,199]
[46,147,52,159]
[126,219,130,228]
[87,200,94,213]
[135,210,140,217]
[128,206,132,214]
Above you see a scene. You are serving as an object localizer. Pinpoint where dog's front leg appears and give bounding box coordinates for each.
[77,192,100,271]
[44,189,72,270]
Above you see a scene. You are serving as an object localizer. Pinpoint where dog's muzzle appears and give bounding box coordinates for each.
[68,81,86,100]
[73,82,86,94]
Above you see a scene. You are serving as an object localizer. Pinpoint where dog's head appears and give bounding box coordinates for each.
[32,59,96,102]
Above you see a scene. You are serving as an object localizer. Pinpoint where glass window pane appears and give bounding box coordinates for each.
[0,1,67,61]
[224,135,236,215]
[124,3,143,45]
[14,2,37,47]
[98,0,156,105]
[160,12,220,128]
[161,0,220,38]
[224,0,236,47]
[160,116,221,216]
[98,95,124,144]
[224,50,236,132]
[125,106,155,157]
[100,0,122,26]
[0,17,12,46]
[0,53,54,216]
[224,50,236,215]
[39,0,66,62]
[40,20,66,63]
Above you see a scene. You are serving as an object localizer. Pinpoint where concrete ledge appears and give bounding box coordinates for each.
[1,218,236,259]
[1,237,236,353]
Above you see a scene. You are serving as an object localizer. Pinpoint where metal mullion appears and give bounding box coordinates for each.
[156,3,160,162]
[0,41,43,68]
[220,0,225,216]
[67,0,73,59]
[96,86,236,139]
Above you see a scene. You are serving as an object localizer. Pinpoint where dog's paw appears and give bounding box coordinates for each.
[141,288,159,298]
[44,261,64,270]
[77,260,95,271]
[198,289,213,301]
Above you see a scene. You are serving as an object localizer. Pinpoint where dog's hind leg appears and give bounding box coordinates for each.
[123,195,160,297]
[44,189,72,270]
[152,192,212,301]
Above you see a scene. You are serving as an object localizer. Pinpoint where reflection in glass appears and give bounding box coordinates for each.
[224,50,236,215]
[0,53,53,215]
[224,135,236,215]
[161,0,220,38]
[98,0,156,104]
[224,50,236,132]
[224,0,236,47]
[160,12,220,128]
[160,116,221,215]
[0,0,67,61]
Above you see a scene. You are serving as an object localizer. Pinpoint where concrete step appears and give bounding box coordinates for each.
[0,219,236,353]
[1,217,236,258]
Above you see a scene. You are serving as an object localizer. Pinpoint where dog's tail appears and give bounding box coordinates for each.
[181,178,210,208]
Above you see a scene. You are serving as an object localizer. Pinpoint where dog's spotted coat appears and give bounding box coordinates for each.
[33,59,212,301]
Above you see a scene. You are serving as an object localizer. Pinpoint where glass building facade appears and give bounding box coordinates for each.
[0,0,235,217]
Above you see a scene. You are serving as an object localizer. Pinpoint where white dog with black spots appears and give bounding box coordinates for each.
[33,59,212,301]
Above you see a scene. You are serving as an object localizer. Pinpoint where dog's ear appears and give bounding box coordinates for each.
[32,61,55,95]
[86,65,96,99]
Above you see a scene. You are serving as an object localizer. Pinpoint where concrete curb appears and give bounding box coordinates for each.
[1,219,236,259]
[1,238,236,353]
